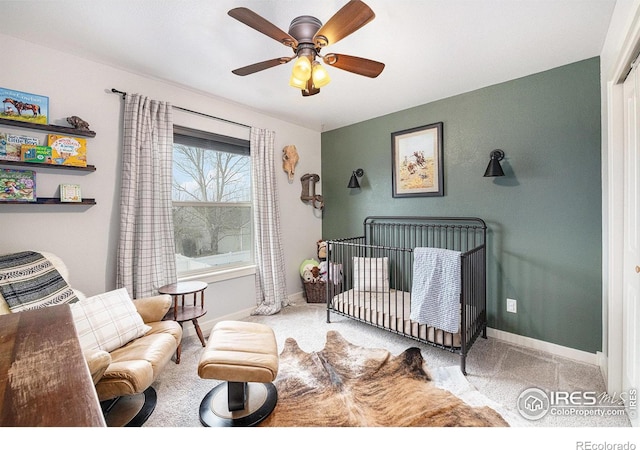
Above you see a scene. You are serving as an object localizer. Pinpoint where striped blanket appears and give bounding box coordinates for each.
[410,247,461,334]
[0,251,78,312]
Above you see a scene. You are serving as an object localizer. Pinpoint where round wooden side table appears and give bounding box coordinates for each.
[159,280,208,364]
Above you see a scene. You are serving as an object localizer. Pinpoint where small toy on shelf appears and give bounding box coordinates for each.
[66,116,91,131]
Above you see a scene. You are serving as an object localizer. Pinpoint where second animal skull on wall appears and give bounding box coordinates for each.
[300,173,323,210]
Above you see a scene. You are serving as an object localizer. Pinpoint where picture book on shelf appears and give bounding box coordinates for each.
[0,168,36,202]
[0,87,49,125]
[47,134,87,167]
[0,133,39,161]
[21,145,52,164]
[60,184,81,203]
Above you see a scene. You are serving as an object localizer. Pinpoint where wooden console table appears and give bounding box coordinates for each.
[0,304,106,427]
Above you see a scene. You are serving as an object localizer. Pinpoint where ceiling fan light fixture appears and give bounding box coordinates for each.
[291,55,312,81]
[311,61,331,88]
[229,2,385,95]
[289,74,307,89]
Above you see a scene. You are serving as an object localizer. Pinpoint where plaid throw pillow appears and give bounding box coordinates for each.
[70,288,151,353]
[353,257,390,292]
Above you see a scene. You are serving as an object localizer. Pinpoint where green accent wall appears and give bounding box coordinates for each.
[321,57,602,353]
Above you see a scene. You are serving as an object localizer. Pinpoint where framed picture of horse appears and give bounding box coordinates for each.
[0,87,49,125]
[391,122,444,198]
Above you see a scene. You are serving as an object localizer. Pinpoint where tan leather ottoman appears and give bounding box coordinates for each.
[198,320,278,427]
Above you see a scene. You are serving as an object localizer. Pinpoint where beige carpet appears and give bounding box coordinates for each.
[145,302,629,428]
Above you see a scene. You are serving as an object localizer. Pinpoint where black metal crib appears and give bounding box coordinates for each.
[325,216,487,374]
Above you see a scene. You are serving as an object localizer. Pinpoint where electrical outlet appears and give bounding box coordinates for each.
[507,298,517,313]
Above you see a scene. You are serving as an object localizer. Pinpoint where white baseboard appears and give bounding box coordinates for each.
[598,352,609,386]
[180,292,304,340]
[182,304,599,368]
[487,327,598,365]
[181,307,253,340]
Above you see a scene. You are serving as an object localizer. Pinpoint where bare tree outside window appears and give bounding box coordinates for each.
[172,132,252,275]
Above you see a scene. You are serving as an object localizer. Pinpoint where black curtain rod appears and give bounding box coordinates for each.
[110,88,251,130]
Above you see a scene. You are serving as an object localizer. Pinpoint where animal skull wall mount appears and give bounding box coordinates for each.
[282,145,299,182]
[300,173,324,210]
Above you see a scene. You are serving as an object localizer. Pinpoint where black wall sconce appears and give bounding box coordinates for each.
[348,168,364,188]
[483,150,505,177]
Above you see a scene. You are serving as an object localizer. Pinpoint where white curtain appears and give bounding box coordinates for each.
[117,94,177,299]
[251,127,289,315]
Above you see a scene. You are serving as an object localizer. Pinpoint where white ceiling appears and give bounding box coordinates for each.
[0,0,616,131]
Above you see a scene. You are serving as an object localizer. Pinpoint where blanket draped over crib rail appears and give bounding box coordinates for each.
[410,247,462,334]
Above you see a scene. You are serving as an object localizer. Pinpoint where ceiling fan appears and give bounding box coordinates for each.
[228,0,385,96]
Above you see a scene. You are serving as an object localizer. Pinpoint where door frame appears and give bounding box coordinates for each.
[605,5,640,396]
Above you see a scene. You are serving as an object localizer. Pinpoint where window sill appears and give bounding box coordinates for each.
[178,265,256,284]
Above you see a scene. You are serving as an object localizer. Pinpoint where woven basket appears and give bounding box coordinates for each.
[303,280,326,303]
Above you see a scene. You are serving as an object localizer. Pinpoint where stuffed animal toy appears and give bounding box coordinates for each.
[317,240,327,260]
[318,261,328,282]
[300,259,319,276]
[300,258,323,283]
[310,266,321,282]
[302,268,314,282]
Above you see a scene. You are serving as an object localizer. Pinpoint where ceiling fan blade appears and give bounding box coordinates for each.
[313,0,375,48]
[322,53,385,78]
[232,57,293,76]
[228,7,298,48]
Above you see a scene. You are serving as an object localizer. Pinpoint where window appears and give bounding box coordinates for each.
[172,125,253,276]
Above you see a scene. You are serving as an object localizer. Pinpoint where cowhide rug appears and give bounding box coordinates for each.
[260,330,509,427]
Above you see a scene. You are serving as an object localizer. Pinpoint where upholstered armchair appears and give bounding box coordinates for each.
[0,251,182,426]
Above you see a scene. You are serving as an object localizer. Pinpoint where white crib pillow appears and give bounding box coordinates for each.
[353,257,389,292]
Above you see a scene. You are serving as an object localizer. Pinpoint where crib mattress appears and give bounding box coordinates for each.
[331,288,462,348]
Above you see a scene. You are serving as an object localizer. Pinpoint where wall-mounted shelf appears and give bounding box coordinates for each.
[1,116,97,208]
[0,159,96,172]
[0,117,96,138]
[1,197,96,206]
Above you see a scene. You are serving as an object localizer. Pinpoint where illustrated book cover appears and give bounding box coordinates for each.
[0,168,36,202]
[21,145,53,164]
[60,183,81,202]
[0,133,39,161]
[0,87,49,125]
[47,134,87,167]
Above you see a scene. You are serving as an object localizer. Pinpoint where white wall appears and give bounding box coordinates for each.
[0,35,322,328]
